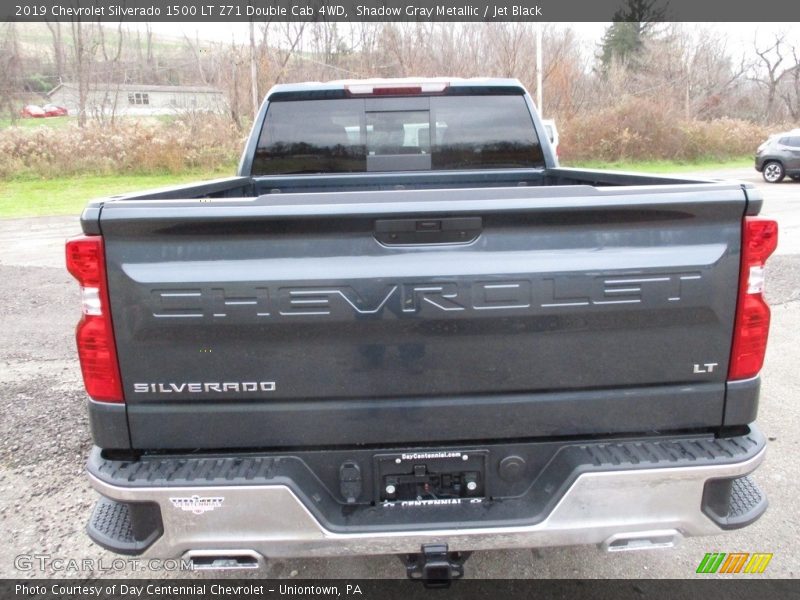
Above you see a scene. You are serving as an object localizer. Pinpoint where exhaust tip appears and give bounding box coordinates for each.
[183,549,265,571]
[601,529,682,552]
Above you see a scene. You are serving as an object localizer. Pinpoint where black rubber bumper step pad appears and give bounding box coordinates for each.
[703,475,768,530]
[87,497,163,555]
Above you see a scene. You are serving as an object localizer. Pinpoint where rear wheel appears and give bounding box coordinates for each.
[763,161,785,183]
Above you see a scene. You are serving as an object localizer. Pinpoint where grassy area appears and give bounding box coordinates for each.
[0,156,756,219]
[0,115,185,130]
[564,156,753,173]
[0,116,76,129]
[0,168,236,218]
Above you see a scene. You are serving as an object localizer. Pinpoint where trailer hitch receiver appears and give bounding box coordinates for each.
[403,544,470,587]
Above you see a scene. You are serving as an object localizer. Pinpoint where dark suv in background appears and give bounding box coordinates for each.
[756,130,800,183]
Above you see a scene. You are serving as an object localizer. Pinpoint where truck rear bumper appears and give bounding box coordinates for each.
[86,429,767,560]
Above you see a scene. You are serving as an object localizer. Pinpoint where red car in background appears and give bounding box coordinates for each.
[43,104,68,117]
[21,104,46,118]
[20,104,68,118]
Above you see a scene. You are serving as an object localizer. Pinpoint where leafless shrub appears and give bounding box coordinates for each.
[560,97,775,163]
[0,115,243,179]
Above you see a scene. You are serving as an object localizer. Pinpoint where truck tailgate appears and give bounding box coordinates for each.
[99,183,747,449]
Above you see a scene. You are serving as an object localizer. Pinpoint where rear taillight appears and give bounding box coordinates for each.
[66,235,123,402]
[729,217,779,380]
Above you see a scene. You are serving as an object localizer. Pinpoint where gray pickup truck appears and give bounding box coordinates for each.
[67,78,777,581]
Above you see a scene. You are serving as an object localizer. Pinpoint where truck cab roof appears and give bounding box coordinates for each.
[265,77,526,99]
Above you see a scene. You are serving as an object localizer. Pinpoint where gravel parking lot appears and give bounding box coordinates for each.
[0,169,798,580]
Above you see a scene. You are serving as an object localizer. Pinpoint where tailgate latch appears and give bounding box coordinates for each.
[375,217,482,245]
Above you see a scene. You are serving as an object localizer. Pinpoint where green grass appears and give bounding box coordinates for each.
[564,156,753,173]
[0,116,76,129]
[0,168,236,218]
[0,156,757,219]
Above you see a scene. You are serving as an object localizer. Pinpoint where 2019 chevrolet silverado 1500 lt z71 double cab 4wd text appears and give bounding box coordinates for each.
[67,78,776,581]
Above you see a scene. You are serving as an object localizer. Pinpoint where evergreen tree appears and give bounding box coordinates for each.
[599,0,667,71]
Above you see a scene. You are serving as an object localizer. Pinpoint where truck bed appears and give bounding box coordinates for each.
[82,167,728,215]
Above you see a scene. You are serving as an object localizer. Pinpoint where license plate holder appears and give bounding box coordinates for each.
[374,449,488,506]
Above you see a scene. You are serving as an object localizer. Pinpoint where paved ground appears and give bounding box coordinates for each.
[0,169,798,580]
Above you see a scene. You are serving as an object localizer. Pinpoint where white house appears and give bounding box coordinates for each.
[46,82,226,116]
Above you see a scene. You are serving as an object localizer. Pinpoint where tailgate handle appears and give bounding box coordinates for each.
[375,217,482,245]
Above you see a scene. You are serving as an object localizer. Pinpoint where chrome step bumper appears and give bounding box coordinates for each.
[87,443,766,559]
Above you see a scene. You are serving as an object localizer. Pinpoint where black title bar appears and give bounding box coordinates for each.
[2,579,799,600]
[7,0,800,22]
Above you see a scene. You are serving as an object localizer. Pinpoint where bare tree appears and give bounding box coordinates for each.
[45,21,65,83]
[486,23,531,79]
[0,22,23,122]
[778,43,800,120]
[539,27,592,119]
[648,25,747,120]
[347,23,382,77]
[259,22,307,87]
[145,23,154,67]
[183,31,211,85]
[133,23,155,83]
[94,22,125,124]
[378,23,434,77]
[69,19,98,126]
[751,33,798,122]
[309,23,346,79]
[249,20,259,118]
[226,37,245,130]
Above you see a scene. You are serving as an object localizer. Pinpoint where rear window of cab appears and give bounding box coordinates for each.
[252,95,544,175]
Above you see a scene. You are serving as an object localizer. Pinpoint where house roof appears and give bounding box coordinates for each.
[47,82,223,96]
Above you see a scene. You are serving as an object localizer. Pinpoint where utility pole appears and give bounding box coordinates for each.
[536,23,543,115]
